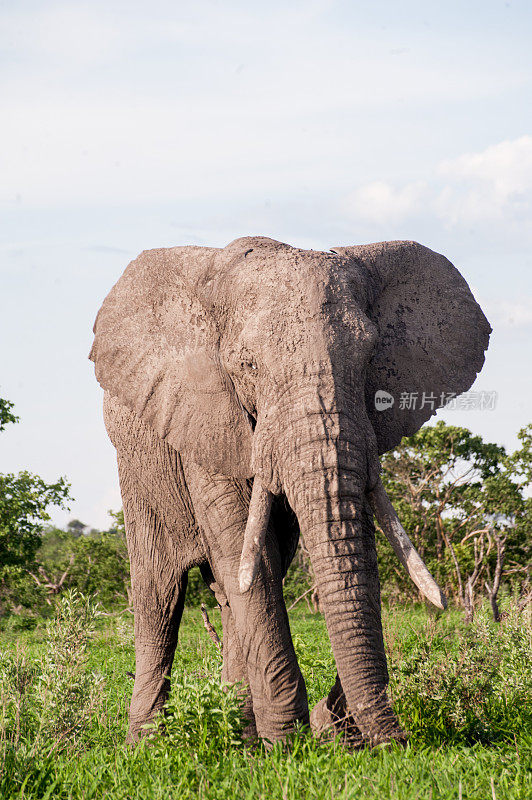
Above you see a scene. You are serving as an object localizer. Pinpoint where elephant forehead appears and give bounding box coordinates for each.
[219,284,376,382]
[223,257,365,322]
[205,238,378,362]
[214,238,341,293]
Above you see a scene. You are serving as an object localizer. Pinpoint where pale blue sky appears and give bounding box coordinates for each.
[1,0,531,528]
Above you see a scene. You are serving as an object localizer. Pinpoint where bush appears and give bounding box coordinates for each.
[0,589,104,779]
[35,590,104,748]
[184,567,218,608]
[149,675,245,758]
[388,599,532,747]
[1,599,531,799]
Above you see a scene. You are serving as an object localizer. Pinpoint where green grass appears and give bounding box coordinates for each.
[1,595,531,799]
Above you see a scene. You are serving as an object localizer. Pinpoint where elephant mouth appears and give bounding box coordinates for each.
[238,475,447,610]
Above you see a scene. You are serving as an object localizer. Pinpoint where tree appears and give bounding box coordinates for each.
[66,519,88,538]
[0,397,19,431]
[106,508,125,538]
[0,472,71,572]
[0,398,71,617]
[31,520,131,609]
[377,421,532,620]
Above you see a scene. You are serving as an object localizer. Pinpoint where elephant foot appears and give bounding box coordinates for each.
[239,697,258,742]
[311,675,408,749]
[368,727,409,748]
[241,720,260,749]
[125,719,158,745]
[310,695,365,748]
[126,701,172,744]
[310,675,364,746]
[242,721,258,739]
[230,688,258,743]
[311,694,409,749]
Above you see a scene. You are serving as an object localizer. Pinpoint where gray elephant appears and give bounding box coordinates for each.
[89,236,490,746]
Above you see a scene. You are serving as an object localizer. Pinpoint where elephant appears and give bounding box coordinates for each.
[89,236,490,746]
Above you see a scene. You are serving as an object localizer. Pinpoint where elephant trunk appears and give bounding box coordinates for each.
[279,414,406,744]
[239,476,447,609]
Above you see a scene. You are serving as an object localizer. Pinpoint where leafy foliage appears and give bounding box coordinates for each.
[34,590,104,748]
[282,556,313,608]
[150,675,245,755]
[0,474,71,574]
[376,422,532,618]
[0,398,71,618]
[389,603,532,746]
[38,526,130,606]
[0,602,531,799]
[184,567,219,608]
[0,397,19,432]
[0,589,103,792]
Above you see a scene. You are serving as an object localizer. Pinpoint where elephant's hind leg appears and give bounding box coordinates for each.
[121,492,189,743]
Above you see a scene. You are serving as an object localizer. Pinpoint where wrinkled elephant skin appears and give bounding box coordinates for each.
[90,237,490,745]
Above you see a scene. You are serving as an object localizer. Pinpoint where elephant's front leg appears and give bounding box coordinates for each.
[120,490,188,743]
[185,465,310,742]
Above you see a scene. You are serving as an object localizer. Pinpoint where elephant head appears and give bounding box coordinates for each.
[90,236,490,744]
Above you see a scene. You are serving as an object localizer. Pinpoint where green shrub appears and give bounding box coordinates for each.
[184,567,218,608]
[34,590,104,748]
[0,590,104,768]
[1,598,531,799]
[149,674,245,758]
[389,600,532,747]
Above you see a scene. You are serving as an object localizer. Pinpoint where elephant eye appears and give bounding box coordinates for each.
[241,359,257,371]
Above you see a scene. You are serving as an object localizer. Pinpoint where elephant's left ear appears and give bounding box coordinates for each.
[333,241,491,454]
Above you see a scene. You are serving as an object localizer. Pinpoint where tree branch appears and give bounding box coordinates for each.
[287,585,316,611]
[200,604,222,652]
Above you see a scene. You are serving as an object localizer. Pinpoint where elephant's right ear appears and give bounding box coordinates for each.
[89,247,253,478]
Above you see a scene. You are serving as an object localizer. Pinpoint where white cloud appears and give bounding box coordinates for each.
[438,136,532,193]
[344,136,532,232]
[435,136,532,225]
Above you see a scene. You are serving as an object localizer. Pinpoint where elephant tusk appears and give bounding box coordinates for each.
[238,478,274,593]
[368,478,448,611]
